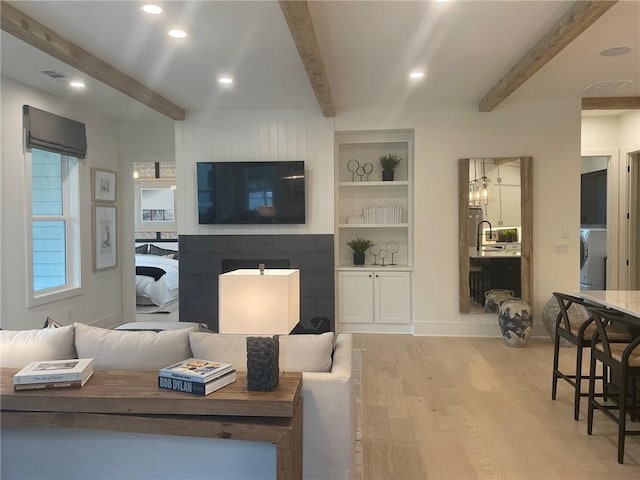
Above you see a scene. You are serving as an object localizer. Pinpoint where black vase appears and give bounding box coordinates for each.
[246,336,279,391]
[353,252,365,265]
[382,170,394,181]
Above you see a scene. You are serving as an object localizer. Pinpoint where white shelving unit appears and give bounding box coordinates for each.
[335,130,414,333]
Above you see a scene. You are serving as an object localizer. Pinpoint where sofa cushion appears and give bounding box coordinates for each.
[74,323,194,370]
[189,332,334,372]
[0,325,76,368]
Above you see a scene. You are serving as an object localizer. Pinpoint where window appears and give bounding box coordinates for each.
[29,148,81,303]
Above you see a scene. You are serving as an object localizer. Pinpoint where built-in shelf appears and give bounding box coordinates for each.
[339,181,409,187]
[338,223,409,228]
[335,130,414,332]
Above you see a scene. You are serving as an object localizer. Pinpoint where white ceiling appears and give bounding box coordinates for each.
[1,0,638,120]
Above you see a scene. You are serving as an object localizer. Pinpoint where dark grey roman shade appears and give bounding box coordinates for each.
[23,105,87,159]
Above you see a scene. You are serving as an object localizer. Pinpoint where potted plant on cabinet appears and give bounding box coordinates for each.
[378,154,402,181]
[347,237,372,265]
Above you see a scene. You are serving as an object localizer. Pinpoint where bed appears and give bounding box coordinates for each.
[135,243,179,311]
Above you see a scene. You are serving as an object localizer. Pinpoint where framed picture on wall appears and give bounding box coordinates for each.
[134,179,177,233]
[93,205,117,271]
[92,168,117,202]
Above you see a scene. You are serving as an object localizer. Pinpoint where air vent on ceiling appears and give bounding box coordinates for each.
[583,80,633,94]
[40,70,67,79]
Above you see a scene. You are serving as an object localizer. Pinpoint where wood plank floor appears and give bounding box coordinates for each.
[353,334,640,480]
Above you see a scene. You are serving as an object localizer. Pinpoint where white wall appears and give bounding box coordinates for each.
[176,108,335,235]
[0,77,123,330]
[336,99,582,336]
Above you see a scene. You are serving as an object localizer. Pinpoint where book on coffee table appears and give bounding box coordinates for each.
[159,358,233,383]
[13,358,94,386]
[158,369,237,396]
[14,371,94,391]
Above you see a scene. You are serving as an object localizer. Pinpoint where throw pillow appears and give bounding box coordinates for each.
[42,316,64,328]
[74,322,195,370]
[135,243,149,254]
[188,331,335,372]
[148,244,179,261]
[0,325,77,368]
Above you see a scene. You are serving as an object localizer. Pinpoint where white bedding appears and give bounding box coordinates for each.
[135,254,179,307]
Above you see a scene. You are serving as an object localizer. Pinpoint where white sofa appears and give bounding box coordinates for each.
[0,323,353,480]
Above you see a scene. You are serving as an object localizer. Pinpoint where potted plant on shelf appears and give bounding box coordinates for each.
[347,237,372,266]
[378,154,402,181]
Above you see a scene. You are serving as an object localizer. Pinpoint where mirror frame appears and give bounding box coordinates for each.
[458,157,533,313]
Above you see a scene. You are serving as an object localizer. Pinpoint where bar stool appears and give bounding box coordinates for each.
[586,307,640,464]
[551,292,627,420]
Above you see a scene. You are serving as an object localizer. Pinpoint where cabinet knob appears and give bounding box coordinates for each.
[369,274,372,278]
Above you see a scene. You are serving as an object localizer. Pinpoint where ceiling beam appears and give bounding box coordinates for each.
[1,1,186,121]
[279,1,335,117]
[478,1,618,112]
[582,97,640,109]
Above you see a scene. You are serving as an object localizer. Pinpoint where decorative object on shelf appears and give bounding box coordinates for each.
[347,237,373,265]
[378,249,388,266]
[541,296,587,347]
[347,159,368,182]
[498,298,533,347]
[484,289,514,313]
[378,154,402,181]
[246,336,279,391]
[362,162,373,181]
[369,244,381,265]
[347,159,360,182]
[386,241,399,265]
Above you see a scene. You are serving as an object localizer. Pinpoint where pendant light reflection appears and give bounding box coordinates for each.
[468,158,493,209]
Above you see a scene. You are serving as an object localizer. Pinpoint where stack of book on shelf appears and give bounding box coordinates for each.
[363,205,403,224]
[13,358,94,391]
[346,215,364,224]
[158,358,236,396]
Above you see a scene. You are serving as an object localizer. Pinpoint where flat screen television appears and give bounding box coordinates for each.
[196,161,305,224]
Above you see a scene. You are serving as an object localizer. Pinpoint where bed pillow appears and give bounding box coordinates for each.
[74,322,194,370]
[148,244,179,260]
[0,325,77,368]
[188,331,334,372]
[135,243,149,254]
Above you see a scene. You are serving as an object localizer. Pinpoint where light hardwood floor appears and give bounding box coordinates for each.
[353,334,640,480]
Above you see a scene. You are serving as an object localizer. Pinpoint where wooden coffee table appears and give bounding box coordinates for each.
[0,369,302,480]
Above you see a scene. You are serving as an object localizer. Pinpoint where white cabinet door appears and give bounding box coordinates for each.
[337,271,374,323]
[374,272,411,324]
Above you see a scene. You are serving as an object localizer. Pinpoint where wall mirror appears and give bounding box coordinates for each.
[134,179,177,233]
[458,157,532,313]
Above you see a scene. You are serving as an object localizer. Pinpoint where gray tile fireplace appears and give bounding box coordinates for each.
[179,234,334,331]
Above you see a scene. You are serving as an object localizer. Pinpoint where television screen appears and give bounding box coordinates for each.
[196,161,305,224]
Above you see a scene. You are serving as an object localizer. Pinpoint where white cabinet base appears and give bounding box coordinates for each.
[337,270,412,332]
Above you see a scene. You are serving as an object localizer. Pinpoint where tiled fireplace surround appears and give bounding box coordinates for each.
[179,234,335,332]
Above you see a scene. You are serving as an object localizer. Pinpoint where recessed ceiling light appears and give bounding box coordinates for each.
[600,47,631,57]
[142,4,162,15]
[409,71,425,79]
[218,76,233,85]
[69,80,86,89]
[168,29,187,39]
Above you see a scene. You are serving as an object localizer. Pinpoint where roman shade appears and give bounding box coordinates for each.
[23,105,87,159]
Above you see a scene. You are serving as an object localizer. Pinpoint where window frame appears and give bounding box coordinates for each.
[26,148,83,307]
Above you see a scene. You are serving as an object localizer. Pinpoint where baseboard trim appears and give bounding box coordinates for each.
[413,315,549,338]
[88,312,122,329]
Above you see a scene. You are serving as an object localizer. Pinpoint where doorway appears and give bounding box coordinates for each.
[580,156,609,291]
[628,151,640,289]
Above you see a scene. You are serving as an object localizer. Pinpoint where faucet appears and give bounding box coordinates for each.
[477,220,492,253]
